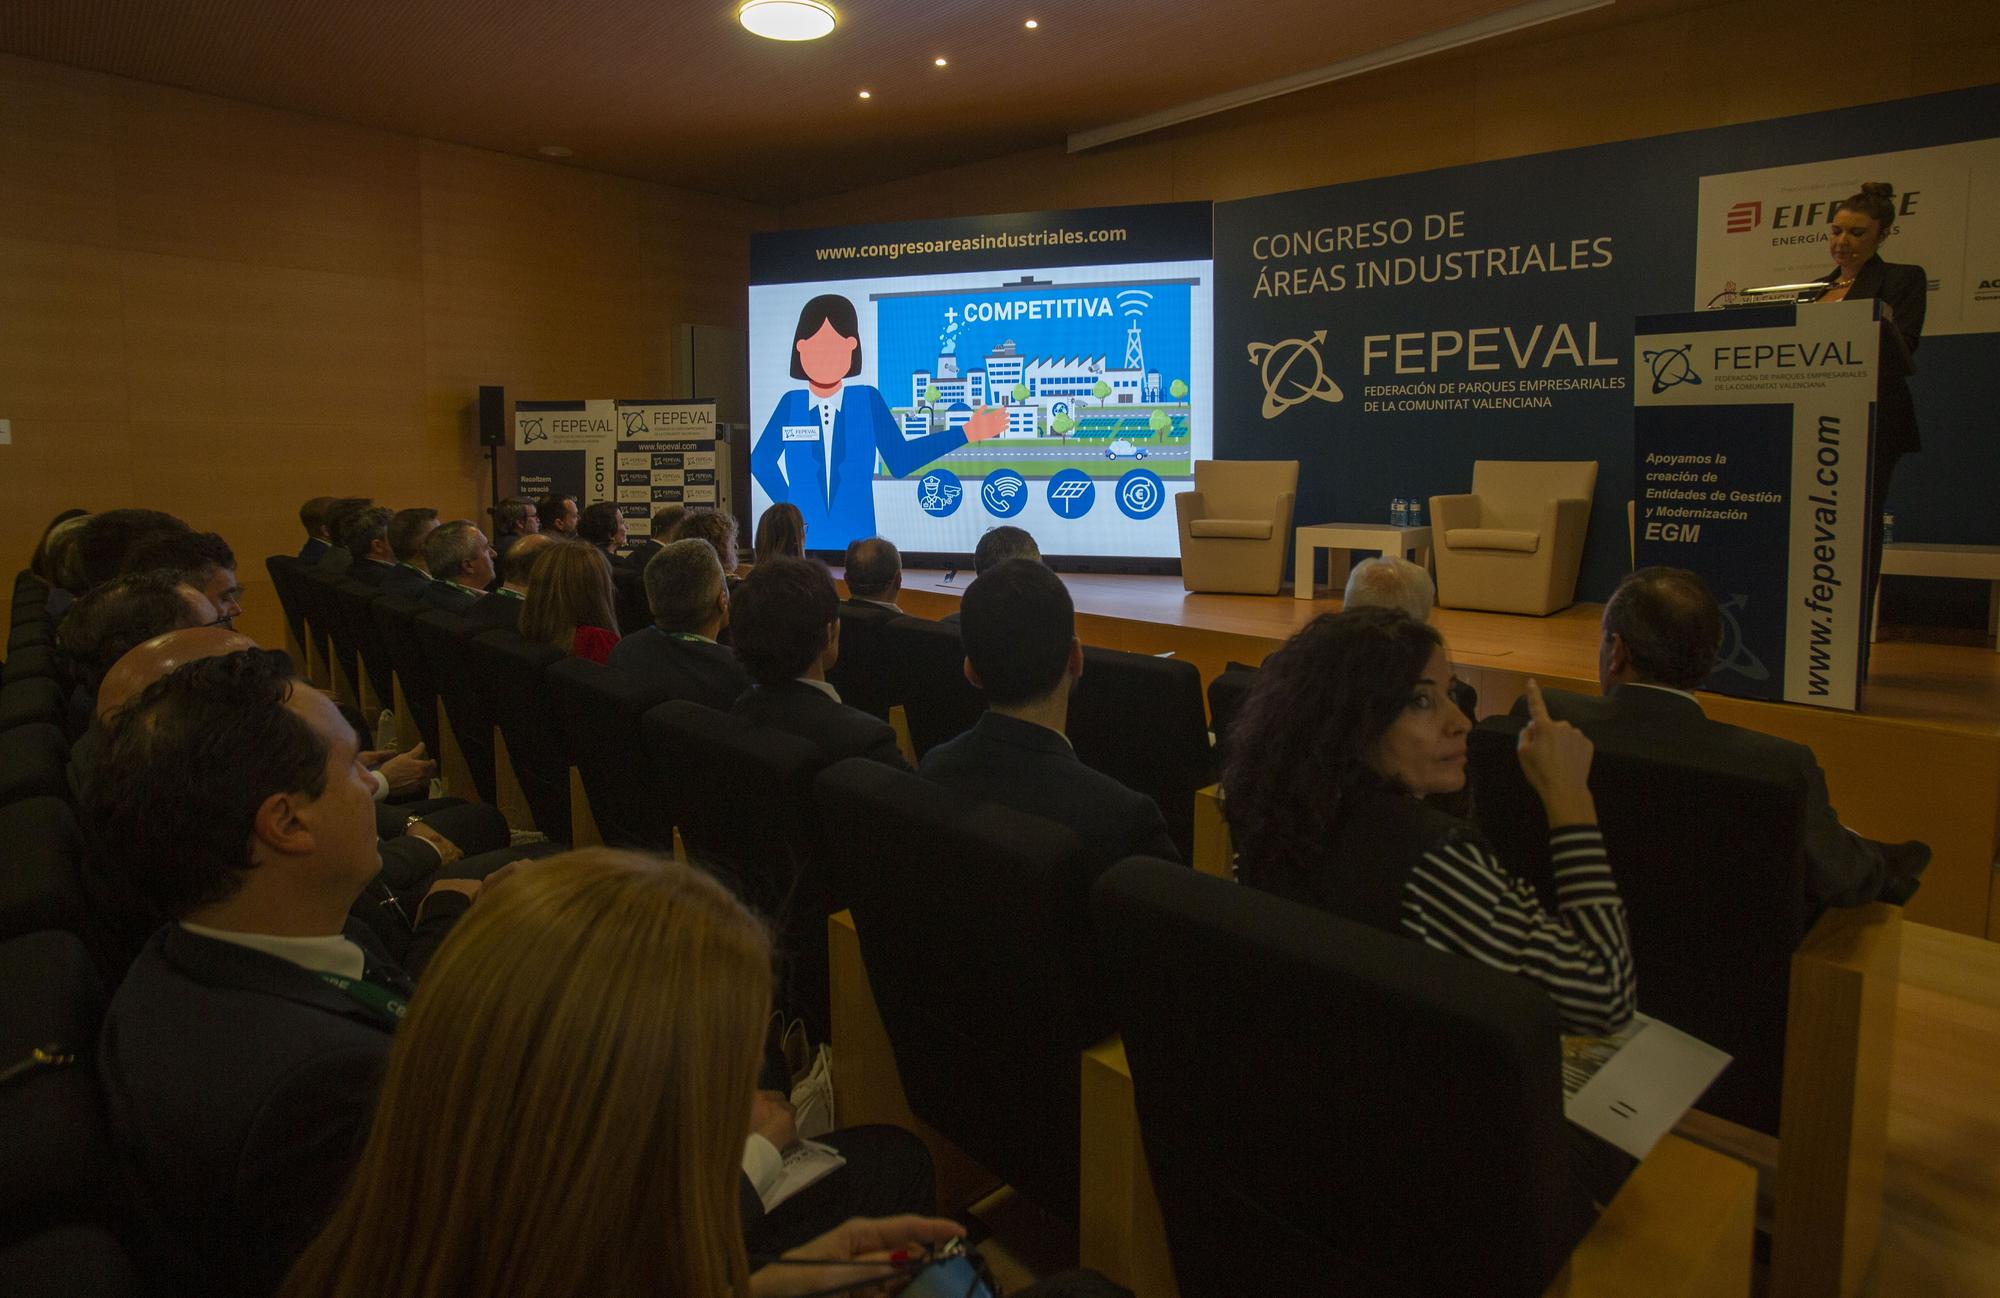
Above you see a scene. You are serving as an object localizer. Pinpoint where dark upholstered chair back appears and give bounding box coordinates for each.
[547,659,682,851]
[1204,666,1259,766]
[464,629,570,841]
[0,725,70,812]
[813,757,1102,1221]
[0,930,114,1244]
[331,580,391,705]
[1469,717,1808,1136]
[1,644,60,689]
[1068,647,1211,860]
[1094,857,1591,1298]
[413,611,498,803]
[1,678,67,735]
[300,569,355,693]
[610,565,650,639]
[827,607,903,721]
[878,616,982,757]
[262,555,307,656]
[370,595,437,754]
[0,798,93,954]
[642,700,833,1036]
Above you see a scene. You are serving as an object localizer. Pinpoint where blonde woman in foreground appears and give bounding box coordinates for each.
[280,849,960,1298]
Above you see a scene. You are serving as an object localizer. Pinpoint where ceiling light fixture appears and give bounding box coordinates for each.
[858,89,872,98]
[934,56,948,66]
[1024,18,1039,28]
[738,0,837,41]
[1069,0,1614,152]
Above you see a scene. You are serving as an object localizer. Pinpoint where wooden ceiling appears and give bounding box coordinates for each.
[1,0,1556,205]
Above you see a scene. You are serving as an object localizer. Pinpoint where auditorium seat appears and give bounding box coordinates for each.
[817,757,1103,1222]
[413,611,499,804]
[547,659,683,852]
[878,615,983,757]
[332,579,392,714]
[1204,665,1258,761]
[1083,857,1754,1298]
[300,569,359,704]
[371,594,437,756]
[1468,716,1899,1298]
[1068,646,1211,861]
[6,618,50,652]
[644,700,833,1036]
[611,564,650,639]
[1,644,59,689]
[1431,459,1597,616]
[828,605,904,721]
[0,678,66,735]
[1174,459,1298,596]
[0,930,138,1297]
[0,725,69,811]
[464,628,570,841]
[0,798,92,948]
[263,555,309,669]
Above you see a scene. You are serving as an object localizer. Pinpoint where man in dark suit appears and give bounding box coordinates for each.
[607,538,750,709]
[316,497,374,575]
[730,557,907,769]
[420,520,495,614]
[340,506,398,586]
[487,495,540,588]
[297,496,335,563]
[622,502,687,573]
[920,558,1179,866]
[467,531,551,633]
[1519,566,1927,908]
[841,536,905,616]
[938,525,1040,625]
[381,507,438,600]
[90,650,484,1298]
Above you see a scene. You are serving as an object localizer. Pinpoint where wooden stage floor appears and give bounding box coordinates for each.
[896,571,2000,940]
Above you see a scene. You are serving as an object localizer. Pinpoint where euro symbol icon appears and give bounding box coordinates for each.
[1247,330,1345,420]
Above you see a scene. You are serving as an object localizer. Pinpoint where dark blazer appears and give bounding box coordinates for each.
[381,564,433,601]
[1523,683,1890,908]
[624,538,664,571]
[841,597,904,625]
[1816,255,1926,458]
[423,581,480,615]
[316,547,354,575]
[465,590,525,633]
[733,679,909,770]
[920,710,1181,867]
[298,537,329,563]
[607,626,750,710]
[345,557,392,586]
[99,923,407,1298]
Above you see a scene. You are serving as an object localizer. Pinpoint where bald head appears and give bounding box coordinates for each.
[97,625,259,721]
[1342,556,1435,623]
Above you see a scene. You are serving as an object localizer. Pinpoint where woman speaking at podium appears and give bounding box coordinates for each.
[1812,182,1926,607]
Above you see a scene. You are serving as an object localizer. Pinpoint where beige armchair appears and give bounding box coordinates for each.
[1430,460,1597,615]
[1175,460,1298,595]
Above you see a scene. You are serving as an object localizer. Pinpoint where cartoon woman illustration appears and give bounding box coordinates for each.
[751,294,1001,551]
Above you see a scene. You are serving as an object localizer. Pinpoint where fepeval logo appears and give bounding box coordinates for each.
[1725,201,1762,234]
[1246,330,1344,420]
[1642,344,1703,394]
[519,417,548,444]
[622,410,650,435]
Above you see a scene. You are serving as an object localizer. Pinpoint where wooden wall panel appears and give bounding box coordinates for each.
[0,54,119,247]
[0,236,128,420]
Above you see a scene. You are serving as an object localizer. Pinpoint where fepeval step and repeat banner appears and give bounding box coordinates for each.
[512,399,719,540]
[1633,301,1885,711]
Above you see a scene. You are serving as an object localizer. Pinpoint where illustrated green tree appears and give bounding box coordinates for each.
[1091,378,1112,409]
[1011,382,1030,405]
[1050,412,1076,439]
[1170,378,1189,406]
[917,383,941,430]
[1147,408,1172,438]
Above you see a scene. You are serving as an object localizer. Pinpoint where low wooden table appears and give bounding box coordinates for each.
[1294,521,1432,601]
[1875,542,2000,651]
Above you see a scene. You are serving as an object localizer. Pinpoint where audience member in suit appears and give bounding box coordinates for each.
[296,496,336,563]
[123,528,245,627]
[381,507,438,599]
[536,492,579,540]
[754,501,807,566]
[486,495,540,588]
[607,538,751,709]
[678,507,745,596]
[466,531,552,633]
[841,535,905,618]
[523,540,621,665]
[730,557,908,769]
[1519,566,1929,908]
[90,651,512,1297]
[279,850,957,1298]
[1343,556,1478,722]
[339,506,398,585]
[419,520,495,614]
[621,502,687,572]
[316,497,374,575]
[577,500,630,564]
[71,508,191,596]
[938,524,1040,624]
[55,570,218,708]
[922,558,1180,867]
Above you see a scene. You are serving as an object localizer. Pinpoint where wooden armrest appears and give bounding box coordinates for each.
[1772,902,1902,1298]
[1192,784,1232,880]
[1080,1039,1753,1298]
[889,705,918,768]
[433,697,480,804]
[568,767,602,848]
[491,726,537,835]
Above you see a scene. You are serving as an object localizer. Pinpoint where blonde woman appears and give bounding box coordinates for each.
[281,850,961,1298]
[520,539,621,663]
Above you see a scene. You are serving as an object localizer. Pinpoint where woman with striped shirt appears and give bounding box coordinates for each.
[1224,607,1635,1037]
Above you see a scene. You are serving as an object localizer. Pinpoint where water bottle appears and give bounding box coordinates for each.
[1881,512,1896,545]
[1391,497,1409,527]
[1408,497,1426,528]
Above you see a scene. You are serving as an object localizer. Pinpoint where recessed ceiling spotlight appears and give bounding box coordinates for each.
[738,0,837,41]
[858,89,872,99]
[538,145,573,158]
[934,56,948,66]
[1024,18,1039,28]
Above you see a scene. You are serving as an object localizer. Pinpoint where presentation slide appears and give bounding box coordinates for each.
[748,202,1213,560]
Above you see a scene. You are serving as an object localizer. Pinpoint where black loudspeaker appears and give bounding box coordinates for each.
[478,385,506,447]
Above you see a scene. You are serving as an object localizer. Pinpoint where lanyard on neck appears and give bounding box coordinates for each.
[316,972,408,1023]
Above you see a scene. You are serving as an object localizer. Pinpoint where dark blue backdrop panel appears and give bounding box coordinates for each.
[1215,84,2000,602]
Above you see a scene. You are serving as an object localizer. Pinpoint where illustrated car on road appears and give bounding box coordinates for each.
[1104,438,1149,460]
